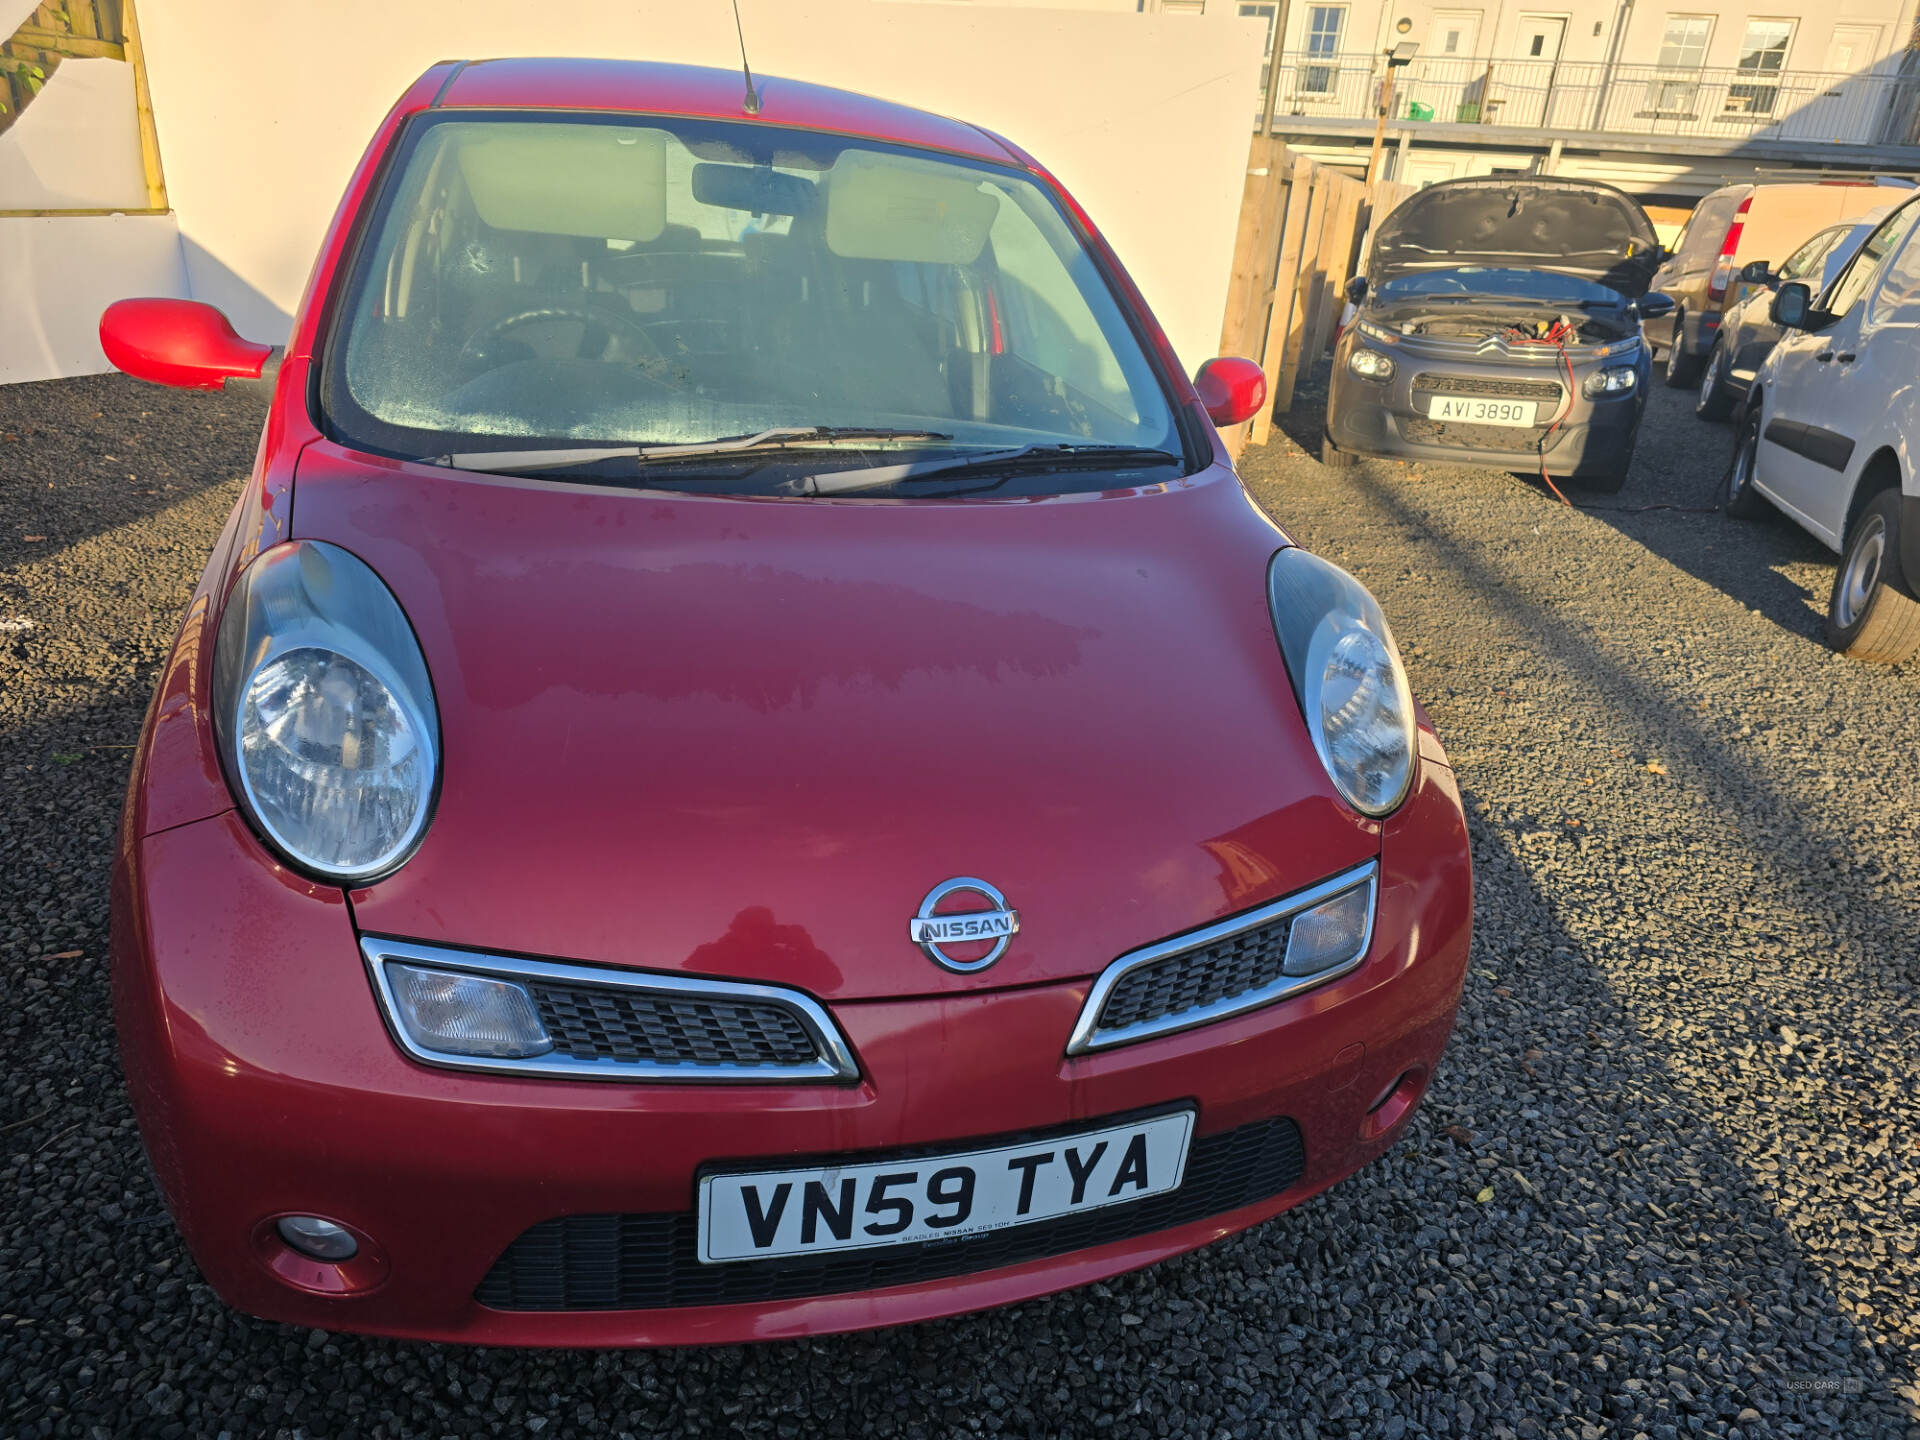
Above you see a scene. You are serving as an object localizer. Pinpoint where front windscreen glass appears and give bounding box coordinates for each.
[321,113,1185,491]
[1375,268,1629,305]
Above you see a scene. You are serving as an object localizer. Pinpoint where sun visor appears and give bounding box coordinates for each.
[825,149,998,265]
[457,124,668,242]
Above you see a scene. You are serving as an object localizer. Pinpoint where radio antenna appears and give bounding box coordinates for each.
[729,0,762,115]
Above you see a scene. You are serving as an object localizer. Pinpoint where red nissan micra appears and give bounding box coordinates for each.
[101,59,1472,1346]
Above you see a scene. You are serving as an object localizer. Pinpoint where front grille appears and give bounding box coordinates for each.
[1068,864,1378,1053]
[360,938,858,1083]
[474,1114,1306,1310]
[1096,920,1290,1032]
[1412,373,1564,400]
[529,983,818,1067]
[1401,416,1556,453]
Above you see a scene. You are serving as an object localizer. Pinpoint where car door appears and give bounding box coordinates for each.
[1759,202,1920,543]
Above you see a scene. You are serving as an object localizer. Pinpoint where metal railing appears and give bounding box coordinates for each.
[1264,51,1920,148]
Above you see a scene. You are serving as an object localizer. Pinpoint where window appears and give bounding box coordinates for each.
[1303,6,1347,95]
[1825,203,1918,319]
[1727,19,1793,116]
[323,116,1181,486]
[1776,228,1839,282]
[1649,16,1711,112]
[1864,204,1920,324]
[1239,2,1280,105]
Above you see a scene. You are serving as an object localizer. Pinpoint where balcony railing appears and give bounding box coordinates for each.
[1264,52,1920,149]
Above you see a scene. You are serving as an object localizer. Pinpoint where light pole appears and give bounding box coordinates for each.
[1368,41,1421,190]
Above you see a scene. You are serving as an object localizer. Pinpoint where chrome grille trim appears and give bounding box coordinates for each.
[361,938,859,1084]
[1066,862,1379,1056]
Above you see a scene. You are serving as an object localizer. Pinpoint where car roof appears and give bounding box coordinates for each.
[430,58,1017,167]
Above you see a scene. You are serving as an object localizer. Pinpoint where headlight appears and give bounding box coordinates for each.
[1582,366,1638,397]
[1348,349,1396,382]
[213,540,439,882]
[1267,548,1417,817]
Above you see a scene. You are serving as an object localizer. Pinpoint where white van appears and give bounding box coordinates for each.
[1722,195,1920,662]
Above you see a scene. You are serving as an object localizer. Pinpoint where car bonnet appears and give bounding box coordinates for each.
[283,444,1381,1001]
[1369,178,1661,298]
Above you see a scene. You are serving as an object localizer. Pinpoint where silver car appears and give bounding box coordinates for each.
[1693,207,1891,420]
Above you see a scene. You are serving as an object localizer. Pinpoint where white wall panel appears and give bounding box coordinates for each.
[131,0,1265,372]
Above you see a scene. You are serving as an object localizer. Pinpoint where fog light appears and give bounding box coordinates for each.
[276,1215,359,1261]
[1284,880,1374,976]
[386,963,553,1058]
[1348,349,1395,382]
[1582,365,1637,397]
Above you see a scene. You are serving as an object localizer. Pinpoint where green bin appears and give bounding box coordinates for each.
[1407,100,1434,120]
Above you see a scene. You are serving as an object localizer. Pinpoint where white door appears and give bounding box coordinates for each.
[1509,15,1568,125]
[1410,10,1483,122]
[1793,25,1885,140]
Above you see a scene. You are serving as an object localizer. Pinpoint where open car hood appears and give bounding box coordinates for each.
[1369,178,1661,298]
[285,446,1381,1001]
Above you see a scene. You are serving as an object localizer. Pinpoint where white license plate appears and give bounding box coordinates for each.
[697,1111,1195,1263]
[1427,396,1536,426]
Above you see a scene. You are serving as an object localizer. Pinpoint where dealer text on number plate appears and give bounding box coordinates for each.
[1427,396,1536,426]
[697,1111,1195,1263]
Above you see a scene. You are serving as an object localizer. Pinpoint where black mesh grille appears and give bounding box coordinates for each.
[475,1115,1305,1311]
[1400,416,1556,453]
[1412,373,1564,400]
[527,983,820,1068]
[1093,916,1292,1035]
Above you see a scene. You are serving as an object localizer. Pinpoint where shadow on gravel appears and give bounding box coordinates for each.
[0,374,260,568]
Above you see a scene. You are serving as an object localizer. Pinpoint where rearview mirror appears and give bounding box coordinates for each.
[1739,259,1774,285]
[1634,292,1676,321]
[1194,356,1267,427]
[1771,282,1813,330]
[1344,275,1368,304]
[99,299,276,391]
[691,162,819,218]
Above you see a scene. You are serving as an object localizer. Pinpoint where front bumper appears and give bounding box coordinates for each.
[1326,338,1647,478]
[112,758,1471,1347]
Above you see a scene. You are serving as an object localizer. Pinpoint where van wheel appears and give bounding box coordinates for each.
[1825,490,1920,663]
[1722,406,1771,519]
[1663,312,1700,386]
[1320,438,1355,470]
[1695,340,1735,420]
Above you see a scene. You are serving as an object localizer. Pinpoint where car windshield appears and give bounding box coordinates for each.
[321,113,1186,492]
[1375,268,1629,305]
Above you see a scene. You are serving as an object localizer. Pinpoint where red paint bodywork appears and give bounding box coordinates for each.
[109,60,1473,1345]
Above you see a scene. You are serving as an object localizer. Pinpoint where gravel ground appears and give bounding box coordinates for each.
[3,370,1917,1440]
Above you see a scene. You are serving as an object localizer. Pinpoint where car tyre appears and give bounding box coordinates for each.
[1320,438,1355,470]
[1721,406,1772,519]
[1694,339,1735,420]
[1824,489,1920,663]
[1663,312,1701,387]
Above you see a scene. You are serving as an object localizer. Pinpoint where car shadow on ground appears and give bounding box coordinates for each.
[0,374,259,568]
[1264,363,1868,664]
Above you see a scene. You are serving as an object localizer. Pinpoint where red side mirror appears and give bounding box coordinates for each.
[1194,356,1267,427]
[99,299,275,390]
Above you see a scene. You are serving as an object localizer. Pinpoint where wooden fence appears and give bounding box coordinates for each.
[1215,137,1414,456]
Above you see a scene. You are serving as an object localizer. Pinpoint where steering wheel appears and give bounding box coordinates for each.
[459,306,668,370]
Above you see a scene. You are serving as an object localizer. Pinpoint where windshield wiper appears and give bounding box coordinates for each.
[795,444,1184,496]
[432,427,954,474]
